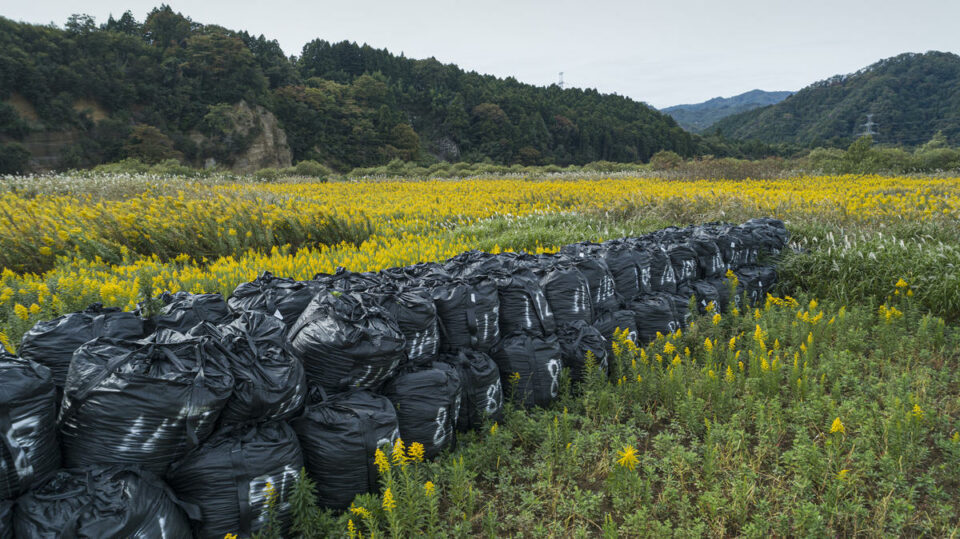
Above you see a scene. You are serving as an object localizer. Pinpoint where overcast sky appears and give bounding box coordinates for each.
[4,1,958,108]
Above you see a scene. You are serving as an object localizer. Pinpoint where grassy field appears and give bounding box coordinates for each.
[2,173,959,536]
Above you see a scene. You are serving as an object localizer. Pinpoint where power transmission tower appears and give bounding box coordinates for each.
[858,113,878,137]
[558,72,564,89]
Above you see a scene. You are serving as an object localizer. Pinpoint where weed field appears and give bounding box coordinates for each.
[2,173,960,536]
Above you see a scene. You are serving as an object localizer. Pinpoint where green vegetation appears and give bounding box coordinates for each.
[711,52,960,147]
[286,282,960,537]
[662,90,793,133]
[0,7,698,173]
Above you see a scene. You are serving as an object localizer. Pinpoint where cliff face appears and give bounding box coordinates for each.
[191,101,293,173]
[222,101,292,173]
[4,96,294,172]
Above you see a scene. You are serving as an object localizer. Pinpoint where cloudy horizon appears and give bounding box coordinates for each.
[4,0,958,108]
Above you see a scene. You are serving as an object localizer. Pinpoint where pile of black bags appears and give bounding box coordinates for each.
[0,218,786,536]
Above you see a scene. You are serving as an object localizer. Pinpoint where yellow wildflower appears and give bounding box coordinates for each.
[424,481,436,496]
[374,448,390,473]
[911,404,924,420]
[490,422,498,436]
[14,303,29,321]
[382,488,396,512]
[830,417,845,435]
[616,445,639,470]
[392,438,407,467]
[725,366,735,382]
[408,442,425,463]
[712,313,722,325]
[704,338,713,353]
[837,469,849,480]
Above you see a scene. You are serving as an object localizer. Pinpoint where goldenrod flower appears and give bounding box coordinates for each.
[616,445,639,470]
[663,342,675,355]
[347,519,356,539]
[408,442,425,463]
[349,505,372,519]
[830,417,845,434]
[911,404,924,420]
[14,303,29,321]
[392,438,407,467]
[704,338,713,353]
[490,422,498,436]
[374,448,390,473]
[895,278,908,289]
[382,488,396,512]
[725,366,735,383]
[712,313,722,325]
[836,469,849,480]
[424,481,435,496]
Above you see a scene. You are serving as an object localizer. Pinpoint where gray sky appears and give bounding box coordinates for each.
[4,0,958,108]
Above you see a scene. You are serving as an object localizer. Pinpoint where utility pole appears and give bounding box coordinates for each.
[858,113,878,137]
[558,72,564,89]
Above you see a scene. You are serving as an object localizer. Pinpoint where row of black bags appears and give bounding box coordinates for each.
[0,218,787,538]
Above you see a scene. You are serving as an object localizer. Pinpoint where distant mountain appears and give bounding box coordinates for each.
[662,90,792,132]
[710,52,960,147]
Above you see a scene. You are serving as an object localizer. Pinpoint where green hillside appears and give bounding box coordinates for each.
[710,52,960,147]
[0,7,696,173]
[662,90,792,132]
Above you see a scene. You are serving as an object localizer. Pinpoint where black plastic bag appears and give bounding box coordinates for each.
[688,280,721,315]
[449,349,503,431]
[735,265,778,306]
[433,278,500,353]
[560,253,620,316]
[0,353,59,500]
[228,272,323,326]
[150,291,234,334]
[381,361,462,459]
[18,303,143,389]
[13,467,196,538]
[292,390,399,510]
[0,499,11,539]
[557,321,609,382]
[602,244,645,302]
[59,336,234,474]
[667,244,701,285]
[496,270,556,338]
[218,312,307,425]
[167,421,304,539]
[742,218,789,256]
[706,276,732,312]
[540,263,593,325]
[690,236,727,279]
[646,246,678,294]
[490,334,563,408]
[629,294,680,344]
[374,287,441,365]
[289,291,405,393]
[594,309,639,345]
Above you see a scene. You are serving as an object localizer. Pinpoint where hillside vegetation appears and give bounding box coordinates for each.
[662,90,792,132]
[711,52,960,147]
[0,7,695,173]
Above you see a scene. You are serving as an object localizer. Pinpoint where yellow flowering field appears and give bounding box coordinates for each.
[1,173,959,345]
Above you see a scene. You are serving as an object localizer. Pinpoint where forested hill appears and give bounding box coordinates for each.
[0,7,695,173]
[662,90,792,133]
[710,52,960,147]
